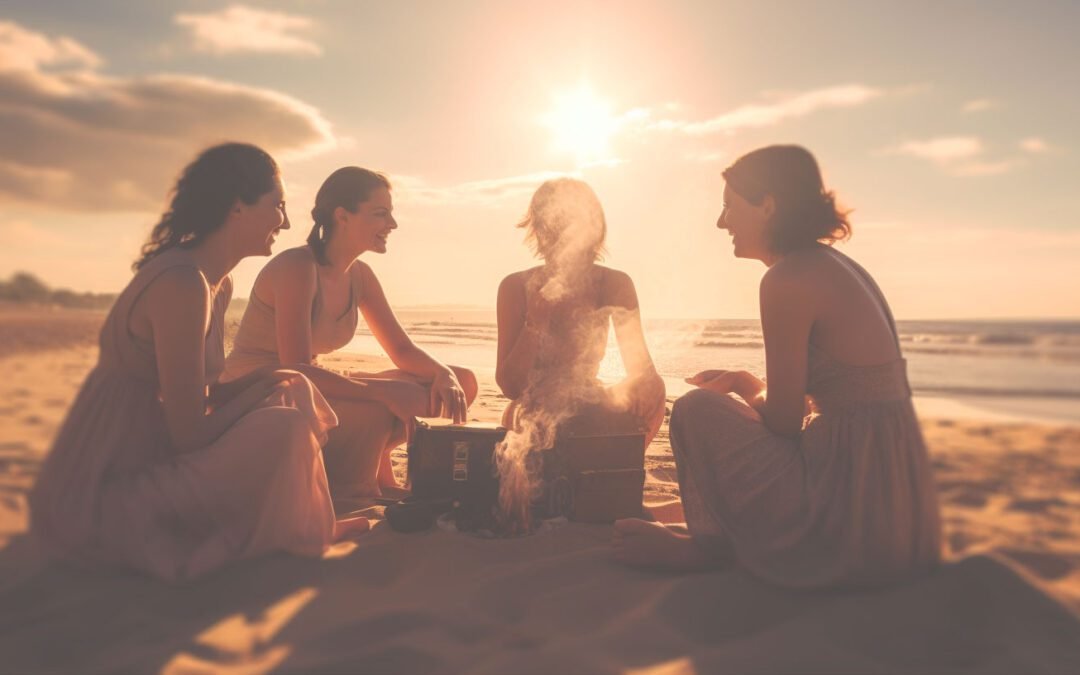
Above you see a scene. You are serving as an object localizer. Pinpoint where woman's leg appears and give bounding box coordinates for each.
[363,365,479,486]
[322,398,399,500]
[611,389,736,571]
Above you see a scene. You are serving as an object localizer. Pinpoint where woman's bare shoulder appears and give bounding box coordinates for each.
[499,268,537,290]
[264,246,316,275]
[596,264,633,286]
[253,246,316,303]
[135,264,209,329]
[596,265,637,308]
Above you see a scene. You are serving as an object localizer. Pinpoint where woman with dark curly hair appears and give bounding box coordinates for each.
[30,143,366,582]
[613,145,942,588]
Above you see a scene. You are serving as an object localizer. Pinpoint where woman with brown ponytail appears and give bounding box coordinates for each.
[224,167,477,501]
[30,143,367,582]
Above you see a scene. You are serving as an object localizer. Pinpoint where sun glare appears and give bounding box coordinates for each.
[541,84,620,165]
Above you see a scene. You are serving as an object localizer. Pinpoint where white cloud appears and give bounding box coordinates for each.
[650,84,884,136]
[962,98,996,113]
[0,20,101,72]
[175,5,321,56]
[889,136,984,163]
[0,20,335,212]
[394,171,573,207]
[883,135,1049,177]
[1019,137,1051,153]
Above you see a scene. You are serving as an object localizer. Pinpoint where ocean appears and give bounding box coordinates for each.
[342,310,1080,425]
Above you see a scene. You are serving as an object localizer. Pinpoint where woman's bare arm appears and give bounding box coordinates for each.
[495,272,542,400]
[755,262,815,436]
[606,270,665,415]
[142,267,284,452]
[356,262,466,421]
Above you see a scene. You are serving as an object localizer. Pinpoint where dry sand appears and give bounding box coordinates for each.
[1,306,1079,673]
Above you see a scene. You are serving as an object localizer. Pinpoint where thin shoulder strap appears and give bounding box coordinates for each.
[823,246,902,351]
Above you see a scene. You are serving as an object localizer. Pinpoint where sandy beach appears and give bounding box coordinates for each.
[1,305,1079,673]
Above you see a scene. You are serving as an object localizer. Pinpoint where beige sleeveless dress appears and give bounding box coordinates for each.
[670,249,942,588]
[29,248,338,581]
[223,257,360,381]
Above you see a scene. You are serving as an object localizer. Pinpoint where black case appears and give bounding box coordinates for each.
[407,412,646,526]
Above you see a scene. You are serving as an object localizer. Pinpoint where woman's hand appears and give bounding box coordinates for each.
[685,369,745,395]
[429,368,468,423]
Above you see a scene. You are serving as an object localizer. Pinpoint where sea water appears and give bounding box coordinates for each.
[342,310,1080,425]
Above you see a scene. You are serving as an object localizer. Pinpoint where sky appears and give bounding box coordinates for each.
[1,0,1078,319]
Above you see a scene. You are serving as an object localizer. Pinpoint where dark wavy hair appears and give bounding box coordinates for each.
[134,143,279,270]
[308,167,391,265]
[722,145,851,253]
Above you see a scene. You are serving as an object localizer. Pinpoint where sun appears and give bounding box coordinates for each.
[541,84,619,165]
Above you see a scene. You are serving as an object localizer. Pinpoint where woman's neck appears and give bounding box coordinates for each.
[322,236,361,276]
[189,235,240,289]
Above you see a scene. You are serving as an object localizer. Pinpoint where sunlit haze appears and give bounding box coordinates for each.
[1,1,1078,319]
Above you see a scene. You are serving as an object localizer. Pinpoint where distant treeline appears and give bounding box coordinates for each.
[0,272,116,310]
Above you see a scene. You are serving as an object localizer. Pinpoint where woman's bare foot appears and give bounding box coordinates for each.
[611,518,722,571]
[333,516,370,541]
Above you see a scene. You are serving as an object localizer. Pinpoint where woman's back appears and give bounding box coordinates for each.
[776,245,900,368]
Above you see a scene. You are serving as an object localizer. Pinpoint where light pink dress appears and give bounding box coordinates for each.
[670,249,942,588]
[29,248,339,581]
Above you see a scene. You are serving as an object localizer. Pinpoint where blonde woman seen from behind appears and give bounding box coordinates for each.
[496,178,666,445]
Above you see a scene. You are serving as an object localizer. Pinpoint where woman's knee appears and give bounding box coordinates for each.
[670,388,725,429]
[328,398,396,437]
[451,365,479,405]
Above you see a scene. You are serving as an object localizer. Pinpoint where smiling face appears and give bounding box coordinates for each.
[717,183,772,262]
[337,186,396,254]
[232,174,289,257]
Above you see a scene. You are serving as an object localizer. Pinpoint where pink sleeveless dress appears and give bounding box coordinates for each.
[29,249,339,581]
[670,249,942,588]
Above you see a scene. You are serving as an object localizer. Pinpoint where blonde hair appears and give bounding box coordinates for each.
[517,178,607,263]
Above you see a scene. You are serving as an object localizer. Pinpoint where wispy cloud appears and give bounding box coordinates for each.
[644,84,884,136]
[962,98,997,113]
[884,135,1038,177]
[889,136,984,163]
[0,20,101,72]
[0,20,334,211]
[394,171,573,207]
[175,4,321,57]
[1019,137,1052,154]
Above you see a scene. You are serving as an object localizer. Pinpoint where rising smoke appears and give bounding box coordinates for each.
[495,179,614,534]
